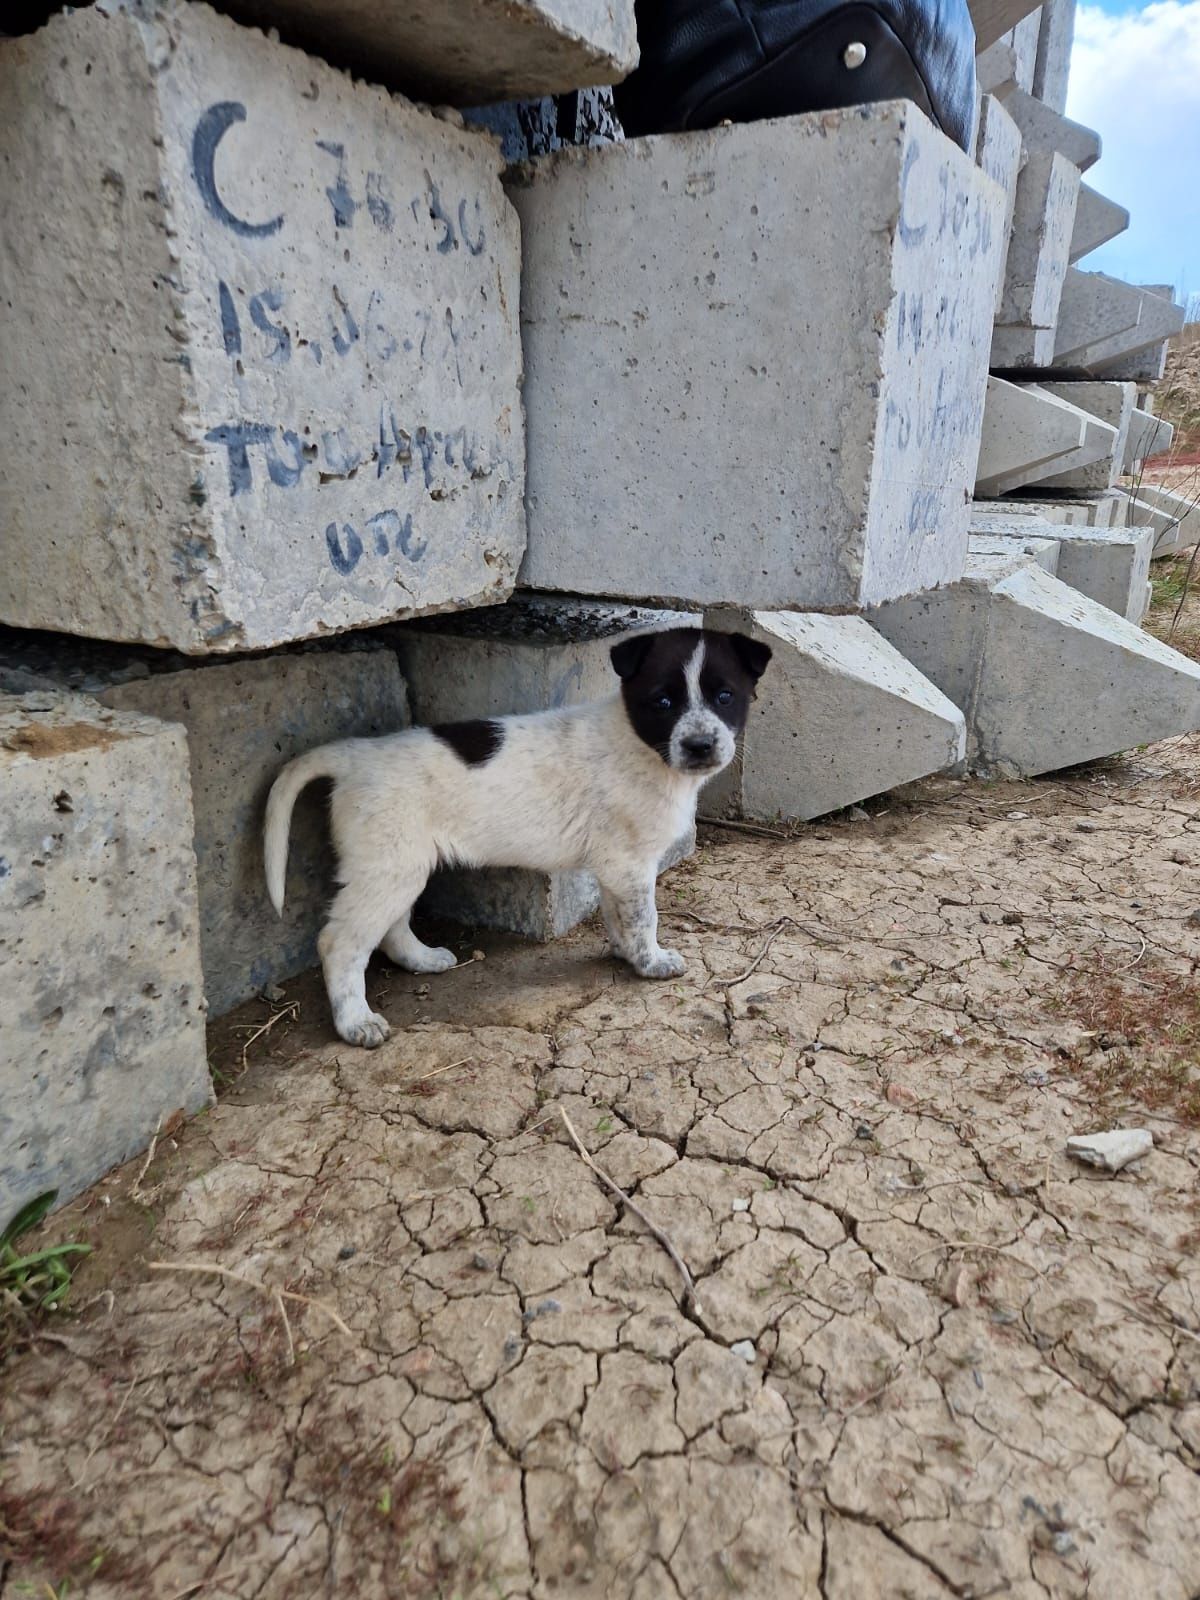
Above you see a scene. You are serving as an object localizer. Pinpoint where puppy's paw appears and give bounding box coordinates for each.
[413,945,457,975]
[337,1010,392,1049]
[633,947,686,980]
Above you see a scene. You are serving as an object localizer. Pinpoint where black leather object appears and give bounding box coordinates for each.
[612,0,977,151]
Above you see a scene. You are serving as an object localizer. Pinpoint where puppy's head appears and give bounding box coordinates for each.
[610,627,772,776]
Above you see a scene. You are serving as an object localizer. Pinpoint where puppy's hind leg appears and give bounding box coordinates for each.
[318,868,425,1049]
[380,911,457,975]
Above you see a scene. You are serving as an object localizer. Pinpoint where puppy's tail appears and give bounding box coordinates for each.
[264,745,347,915]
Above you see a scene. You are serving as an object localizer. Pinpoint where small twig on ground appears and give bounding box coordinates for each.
[699,816,796,841]
[130,1115,163,1201]
[557,1105,701,1315]
[402,1057,472,1087]
[710,917,791,989]
[237,1002,300,1070]
[148,1261,353,1341]
[1122,933,1149,971]
[274,1289,296,1367]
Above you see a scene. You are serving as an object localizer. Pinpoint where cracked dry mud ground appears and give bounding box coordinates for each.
[5,743,1200,1600]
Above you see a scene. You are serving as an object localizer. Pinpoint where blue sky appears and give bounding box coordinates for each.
[1065,0,1200,312]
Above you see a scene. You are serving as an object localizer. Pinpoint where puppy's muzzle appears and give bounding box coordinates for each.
[679,734,721,771]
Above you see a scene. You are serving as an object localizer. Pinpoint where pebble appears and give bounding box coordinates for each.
[730,1340,756,1363]
[522,1298,563,1324]
[731,1197,751,1212]
[1024,1069,1050,1087]
[337,1245,357,1261]
[1067,1128,1153,1173]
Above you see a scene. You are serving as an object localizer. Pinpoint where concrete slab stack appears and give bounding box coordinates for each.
[2,0,1197,1219]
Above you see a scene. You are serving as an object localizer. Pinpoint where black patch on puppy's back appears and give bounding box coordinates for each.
[432,719,504,766]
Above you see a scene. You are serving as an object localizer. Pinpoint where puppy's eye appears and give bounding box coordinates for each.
[654,694,673,711]
[715,689,734,706]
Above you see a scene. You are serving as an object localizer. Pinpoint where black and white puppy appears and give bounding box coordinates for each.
[264,627,771,1048]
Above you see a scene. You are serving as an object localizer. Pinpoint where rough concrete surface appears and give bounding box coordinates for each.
[1038,381,1136,492]
[0,1,523,653]
[973,96,1024,313]
[217,0,639,104]
[512,103,1003,610]
[5,734,1200,1597]
[0,635,410,1017]
[976,379,1102,497]
[869,555,1200,775]
[1069,184,1129,265]
[0,692,211,1217]
[700,609,966,821]
[996,150,1080,330]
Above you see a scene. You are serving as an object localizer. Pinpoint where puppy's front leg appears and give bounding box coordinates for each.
[599,869,685,980]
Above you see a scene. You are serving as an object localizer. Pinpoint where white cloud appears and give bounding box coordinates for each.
[1065,1,1200,305]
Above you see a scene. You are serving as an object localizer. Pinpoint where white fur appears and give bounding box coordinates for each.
[264,676,721,1049]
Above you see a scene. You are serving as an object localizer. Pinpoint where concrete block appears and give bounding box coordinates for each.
[1009,10,1042,92]
[1094,340,1171,384]
[1,693,211,1216]
[968,532,1062,572]
[1122,408,1174,471]
[1036,380,1136,490]
[218,0,638,104]
[512,104,1004,611]
[971,0,1044,53]
[975,378,1097,496]
[1001,490,1127,526]
[989,325,1056,369]
[868,554,1200,776]
[1032,0,1075,112]
[699,611,966,822]
[0,1,524,653]
[998,89,1101,172]
[1069,185,1129,264]
[394,598,696,938]
[0,637,410,1017]
[976,516,1156,618]
[1051,525,1154,621]
[996,151,1079,328]
[1054,273,1186,371]
[976,41,1019,96]
[974,96,1025,310]
[1129,490,1200,557]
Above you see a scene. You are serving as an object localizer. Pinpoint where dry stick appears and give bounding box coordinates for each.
[557,1105,700,1314]
[699,816,795,841]
[238,1002,300,1070]
[714,918,791,989]
[148,1261,353,1340]
[402,1057,472,1087]
[130,1114,163,1199]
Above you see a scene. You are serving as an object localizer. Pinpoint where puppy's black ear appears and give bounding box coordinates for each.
[610,633,656,681]
[728,633,772,682]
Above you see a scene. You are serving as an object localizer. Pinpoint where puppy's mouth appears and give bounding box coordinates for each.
[675,751,726,774]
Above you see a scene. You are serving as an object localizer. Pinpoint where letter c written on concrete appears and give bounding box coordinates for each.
[192,102,284,238]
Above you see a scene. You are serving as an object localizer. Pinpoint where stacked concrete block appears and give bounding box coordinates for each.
[1054,273,1186,372]
[699,611,967,823]
[968,532,1062,572]
[0,637,410,1016]
[216,0,638,104]
[1,693,212,1215]
[1001,490,1129,526]
[974,97,1025,311]
[512,103,1005,611]
[1035,381,1136,490]
[1069,186,1130,264]
[1031,0,1076,112]
[0,0,524,653]
[967,511,1152,618]
[999,89,1100,174]
[394,600,695,938]
[991,150,1079,366]
[975,378,1117,495]
[1122,409,1174,472]
[1129,489,1200,558]
[970,0,1045,54]
[868,554,1200,776]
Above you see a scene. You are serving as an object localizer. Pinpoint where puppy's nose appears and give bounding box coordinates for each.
[682,735,716,759]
